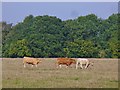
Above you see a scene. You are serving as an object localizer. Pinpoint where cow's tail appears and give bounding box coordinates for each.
[55,59,59,68]
[23,58,26,68]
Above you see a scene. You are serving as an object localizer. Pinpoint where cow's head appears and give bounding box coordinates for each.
[70,59,76,64]
[36,59,42,63]
[90,61,94,66]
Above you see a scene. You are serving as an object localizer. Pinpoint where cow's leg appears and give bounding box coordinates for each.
[35,64,37,67]
[31,65,33,68]
[85,62,89,69]
[80,64,83,69]
[59,65,62,68]
[23,62,26,68]
[23,64,26,68]
[76,62,79,69]
[66,65,68,68]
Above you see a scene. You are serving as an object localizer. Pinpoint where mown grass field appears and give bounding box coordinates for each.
[2,58,119,88]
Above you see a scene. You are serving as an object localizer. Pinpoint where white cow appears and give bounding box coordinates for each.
[76,58,93,69]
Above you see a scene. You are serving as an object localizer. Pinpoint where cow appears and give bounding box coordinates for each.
[76,58,93,69]
[56,58,76,68]
[23,57,41,68]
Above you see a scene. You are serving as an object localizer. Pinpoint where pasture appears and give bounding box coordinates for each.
[2,58,118,88]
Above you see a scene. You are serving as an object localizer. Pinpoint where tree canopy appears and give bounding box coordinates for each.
[2,14,119,58]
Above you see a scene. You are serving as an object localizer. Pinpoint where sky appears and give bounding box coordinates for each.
[1,0,120,2]
[2,2,118,25]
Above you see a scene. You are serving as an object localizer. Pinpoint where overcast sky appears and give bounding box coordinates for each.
[2,2,118,25]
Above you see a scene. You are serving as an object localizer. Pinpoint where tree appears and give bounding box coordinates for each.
[2,13,118,58]
[7,39,31,57]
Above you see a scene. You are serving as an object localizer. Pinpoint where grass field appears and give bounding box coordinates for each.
[2,58,119,88]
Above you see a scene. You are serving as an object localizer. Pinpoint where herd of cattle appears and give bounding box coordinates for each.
[23,57,94,69]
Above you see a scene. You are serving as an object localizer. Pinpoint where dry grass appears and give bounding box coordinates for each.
[2,58,119,88]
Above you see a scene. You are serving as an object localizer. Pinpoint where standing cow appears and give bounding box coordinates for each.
[76,58,93,69]
[56,58,76,68]
[23,57,41,68]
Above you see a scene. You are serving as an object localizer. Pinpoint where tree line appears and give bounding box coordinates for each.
[2,14,119,58]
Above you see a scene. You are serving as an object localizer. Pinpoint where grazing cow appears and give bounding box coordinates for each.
[23,57,41,68]
[76,58,93,69]
[56,58,76,68]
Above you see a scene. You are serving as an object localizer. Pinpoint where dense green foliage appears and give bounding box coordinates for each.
[2,14,119,58]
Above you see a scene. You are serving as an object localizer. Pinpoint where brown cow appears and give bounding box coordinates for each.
[56,58,76,68]
[23,57,41,68]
